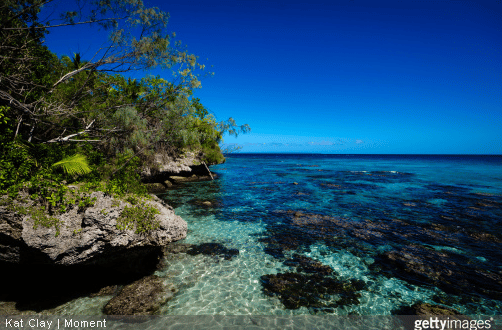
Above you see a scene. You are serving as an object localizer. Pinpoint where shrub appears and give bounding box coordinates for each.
[116,201,160,234]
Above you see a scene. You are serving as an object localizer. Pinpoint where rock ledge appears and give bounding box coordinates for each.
[0,192,187,268]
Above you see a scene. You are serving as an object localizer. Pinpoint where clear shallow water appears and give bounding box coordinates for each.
[155,154,502,316]
[54,154,502,315]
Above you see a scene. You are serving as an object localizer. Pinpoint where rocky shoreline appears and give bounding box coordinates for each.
[142,151,218,193]
[0,191,187,314]
[2,155,497,317]
[0,151,220,315]
[0,192,187,267]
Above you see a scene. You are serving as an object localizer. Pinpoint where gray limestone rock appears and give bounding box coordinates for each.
[0,192,187,267]
[141,151,218,183]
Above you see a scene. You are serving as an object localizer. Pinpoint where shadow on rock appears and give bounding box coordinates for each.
[0,251,161,313]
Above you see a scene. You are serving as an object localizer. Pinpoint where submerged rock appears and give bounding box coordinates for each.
[393,303,469,330]
[266,208,502,306]
[163,242,193,255]
[261,272,364,310]
[89,285,120,298]
[186,242,239,261]
[259,228,312,259]
[399,303,463,316]
[189,199,222,208]
[374,245,502,301]
[284,254,333,275]
[144,182,169,194]
[103,275,176,315]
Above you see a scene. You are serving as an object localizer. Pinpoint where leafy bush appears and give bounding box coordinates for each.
[201,141,226,165]
[116,201,161,234]
[30,206,63,237]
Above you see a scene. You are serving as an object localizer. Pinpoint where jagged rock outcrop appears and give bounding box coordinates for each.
[141,151,219,183]
[0,192,187,269]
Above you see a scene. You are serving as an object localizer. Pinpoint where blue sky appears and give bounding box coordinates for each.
[42,0,502,154]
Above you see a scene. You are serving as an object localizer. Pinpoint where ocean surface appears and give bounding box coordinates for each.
[61,154,502,315]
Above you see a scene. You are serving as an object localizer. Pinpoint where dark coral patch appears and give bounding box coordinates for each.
[186,243,239,261]
[284,254,333,275]
[261,272,365,310]
[373,245,502,301]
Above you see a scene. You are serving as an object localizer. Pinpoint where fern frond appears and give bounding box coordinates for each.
[51,154,92,176]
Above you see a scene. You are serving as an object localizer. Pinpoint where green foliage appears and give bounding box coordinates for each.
[124,195,141,205]
[0,140,38,194]
[0,106,9,125]
[0,0,248,222]
[201,141,226,165]
[30,206,63,237]
[218,117,251,138]
[116,200,161,234]
[192,98,209,119]
[78,196,96,209]
[9,203,63,237]
[51,154,92,176]
[103,153,148,197]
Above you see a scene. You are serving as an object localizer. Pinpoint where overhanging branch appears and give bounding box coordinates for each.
[45,119,95,143]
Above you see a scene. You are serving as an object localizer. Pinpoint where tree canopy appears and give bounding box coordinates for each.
[0,0,249,202]
[0,0,250,196]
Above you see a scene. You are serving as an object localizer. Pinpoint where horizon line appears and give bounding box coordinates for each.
[224,152,502,156]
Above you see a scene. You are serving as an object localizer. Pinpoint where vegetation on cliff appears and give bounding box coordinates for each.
[0,0,249,227]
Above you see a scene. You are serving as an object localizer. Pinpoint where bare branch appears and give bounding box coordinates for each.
[2,17,127,30]
[65,139,101,142]
[51,62,100,88]
[14,116,23,139]
[0,90,34,116]
[45,120,95,143]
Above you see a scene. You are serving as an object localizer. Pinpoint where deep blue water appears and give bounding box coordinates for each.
[57,154,502,315]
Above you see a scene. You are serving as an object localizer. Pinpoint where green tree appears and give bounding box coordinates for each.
[0,0,249,194]
[1,0,208,144]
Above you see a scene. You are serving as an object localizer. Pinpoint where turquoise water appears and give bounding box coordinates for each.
[51,154,502,316]
[154,154,502,316]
